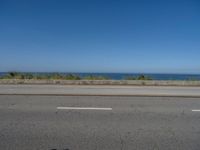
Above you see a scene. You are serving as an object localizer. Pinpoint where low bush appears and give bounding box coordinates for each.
[124,74,152,80]
[83,75,109,80]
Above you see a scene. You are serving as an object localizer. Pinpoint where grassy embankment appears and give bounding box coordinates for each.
[0,72,153,80]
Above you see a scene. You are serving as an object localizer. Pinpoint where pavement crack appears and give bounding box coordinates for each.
[181,110,185,116]
[119,135,124,150]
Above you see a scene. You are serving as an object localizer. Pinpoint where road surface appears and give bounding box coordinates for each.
[1,95,200,150]
[1,84,200,97]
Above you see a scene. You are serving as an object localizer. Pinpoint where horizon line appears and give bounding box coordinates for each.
[0,71,200,75]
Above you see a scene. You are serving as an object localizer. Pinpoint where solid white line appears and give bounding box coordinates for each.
[192,110,200,112]
[57,107,112,110]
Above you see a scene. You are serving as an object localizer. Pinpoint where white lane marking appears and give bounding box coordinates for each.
[192,110,200,112]
[57,107,112,110]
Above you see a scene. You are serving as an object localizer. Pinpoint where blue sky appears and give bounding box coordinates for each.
[0,0,200,73]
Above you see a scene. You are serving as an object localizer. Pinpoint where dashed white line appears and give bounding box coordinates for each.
[192,110,200,112]
[57,107,112,110]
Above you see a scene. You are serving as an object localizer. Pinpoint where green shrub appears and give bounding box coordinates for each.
[124,76,136,80]
[187,77,199,81]
[83,75,109,80]
[124,75,152,80]
[137,74,152,80]
[65,74,81,80]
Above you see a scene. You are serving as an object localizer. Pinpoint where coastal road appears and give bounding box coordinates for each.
[1,84,200,97]
[1,95,200,150]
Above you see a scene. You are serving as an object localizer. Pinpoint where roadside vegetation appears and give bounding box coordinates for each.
[0,72,155,80]
[2,72,198,81]
[124,74,153,80]
[83,75,110,80]
[186,77,200,81]
[0,72,81,80]
[0,72,110,80]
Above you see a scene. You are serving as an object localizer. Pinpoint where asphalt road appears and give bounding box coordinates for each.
[1,84,200,97]
[1,95,200,150]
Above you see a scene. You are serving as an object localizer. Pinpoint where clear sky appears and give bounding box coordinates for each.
[0,0,200,73]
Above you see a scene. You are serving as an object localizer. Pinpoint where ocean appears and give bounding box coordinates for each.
[0,72,200,80]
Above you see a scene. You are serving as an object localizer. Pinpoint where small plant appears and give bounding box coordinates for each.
[187,77,199,81]
[83,75,109,80]
[137,74,152,80]
[2,72,24,79]
[124,76,136,80]
[124,75,152,80]
[65,74,81,80]
[9,72,18,77]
